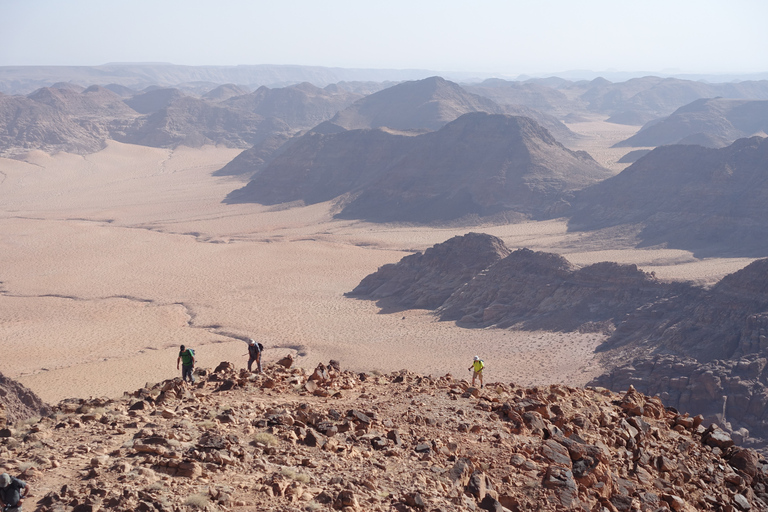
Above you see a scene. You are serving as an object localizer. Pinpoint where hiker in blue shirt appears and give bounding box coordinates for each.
[177,344,195,383]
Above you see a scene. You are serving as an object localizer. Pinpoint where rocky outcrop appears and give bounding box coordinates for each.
[0,371,52,426]
[438,249,673,332]
[346,232,511,309]
[3,360,768,511]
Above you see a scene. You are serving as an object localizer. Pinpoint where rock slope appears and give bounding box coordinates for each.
[2,359,767,511]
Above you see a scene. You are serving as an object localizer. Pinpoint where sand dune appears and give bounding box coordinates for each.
[0,139,755,403]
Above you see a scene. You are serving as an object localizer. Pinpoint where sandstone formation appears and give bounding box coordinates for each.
[229,113,610,223]
[569,136,768,257]
[2,359,768,511]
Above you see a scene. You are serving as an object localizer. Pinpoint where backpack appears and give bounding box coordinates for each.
[249,343,263,357]
[180,348,194,365]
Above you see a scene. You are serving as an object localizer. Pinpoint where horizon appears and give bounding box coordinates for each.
[1,0,766,77]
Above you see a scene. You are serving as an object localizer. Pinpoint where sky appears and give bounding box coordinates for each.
[1,0,766,76]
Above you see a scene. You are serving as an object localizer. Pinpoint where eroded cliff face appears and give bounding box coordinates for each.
[2,359,768,511]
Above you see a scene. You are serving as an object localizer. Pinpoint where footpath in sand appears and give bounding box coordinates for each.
[0,138,755,403]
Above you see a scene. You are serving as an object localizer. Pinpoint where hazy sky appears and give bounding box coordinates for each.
[1,0,766,75]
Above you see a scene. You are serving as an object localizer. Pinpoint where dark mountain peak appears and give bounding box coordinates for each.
[125,88,185,114]
[346,232,511,309]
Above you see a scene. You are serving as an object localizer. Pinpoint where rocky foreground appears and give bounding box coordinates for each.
[1,358,768,512]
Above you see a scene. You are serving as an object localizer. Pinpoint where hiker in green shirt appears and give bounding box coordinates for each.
[177,344,195,383]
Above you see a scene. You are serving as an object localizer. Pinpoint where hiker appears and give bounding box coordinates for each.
[468,355,484,389]
[177,344,195,383]
[0,472,29,512]
[247,338,263,373]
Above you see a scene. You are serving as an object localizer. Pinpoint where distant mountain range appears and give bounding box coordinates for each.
[569,136,768,257]
[227,112,610,223]
[0,82,360,156]
[0,64,440,95]
[467,76,768,125]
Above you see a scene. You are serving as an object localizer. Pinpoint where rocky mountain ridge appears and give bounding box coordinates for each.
[2,358,768,511]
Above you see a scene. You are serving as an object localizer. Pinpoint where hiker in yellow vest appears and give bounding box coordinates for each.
[468,356,484,389]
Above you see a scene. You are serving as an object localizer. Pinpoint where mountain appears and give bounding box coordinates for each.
[346,232,511,309]
[464,79,577,117]
[227,113,611,223]
[568,136,768,257]
[124,87,185,114]
[4,362,767,511]
[202,83,250,102]
[326,76,576,142]
[614,98,768,147]
[0,93,109,155]
[223,82,361,130]
[115,96,286,149]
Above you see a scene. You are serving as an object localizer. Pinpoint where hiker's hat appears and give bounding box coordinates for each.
[0,473,10,488]
[473,355,479,361]
[249,338,256,345]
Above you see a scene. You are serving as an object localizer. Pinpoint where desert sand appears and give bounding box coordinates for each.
[0,121,756,404]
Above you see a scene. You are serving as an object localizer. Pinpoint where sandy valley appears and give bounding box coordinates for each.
[0,120,756,404]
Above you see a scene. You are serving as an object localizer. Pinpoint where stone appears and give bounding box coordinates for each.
[278,355,294,368]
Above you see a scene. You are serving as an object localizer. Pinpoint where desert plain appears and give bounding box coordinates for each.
[0,118,757,404]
